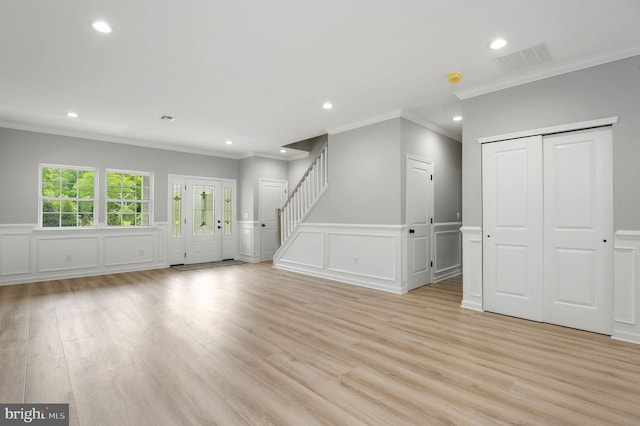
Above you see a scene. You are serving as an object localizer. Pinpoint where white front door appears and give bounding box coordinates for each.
[185,178,223,264]
[406,157,433,290]
[259,179,287,261]
[169,176,237,265]
[483,135,544,321]
[543,128,613,334]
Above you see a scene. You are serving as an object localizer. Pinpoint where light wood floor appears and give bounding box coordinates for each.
[1,263,639,425]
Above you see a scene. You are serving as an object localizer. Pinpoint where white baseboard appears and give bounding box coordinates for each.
[460,299,483,312]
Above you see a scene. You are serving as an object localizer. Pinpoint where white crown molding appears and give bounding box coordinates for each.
[400,111,462,142]
[238,151,307,162]
[456,42,640,100]
[0,119,244,160]
[326,109,402,135]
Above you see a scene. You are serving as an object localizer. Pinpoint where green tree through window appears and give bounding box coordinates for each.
[40,165,95,227]
[106,170,152,227]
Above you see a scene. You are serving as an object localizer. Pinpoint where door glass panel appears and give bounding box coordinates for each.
[172,184,182,238]
[224,187,232,235]
[193,185,214,235]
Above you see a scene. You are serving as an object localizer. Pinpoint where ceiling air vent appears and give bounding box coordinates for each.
[494,43,553,73]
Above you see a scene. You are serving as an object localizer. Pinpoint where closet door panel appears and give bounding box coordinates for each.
[543,127,613,334]
[483,135,544,321]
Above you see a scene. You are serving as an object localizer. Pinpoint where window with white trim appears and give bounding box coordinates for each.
[106,170,153,227]
[40,165,96,228]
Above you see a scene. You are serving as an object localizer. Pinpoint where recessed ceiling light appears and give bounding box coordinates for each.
[225,140,233,145]
[280,149,287,153]
[453,115,463,122]
[67,112,79,118]
[322,102,333,110]
[92,21,112,34]
[489,38,508,50]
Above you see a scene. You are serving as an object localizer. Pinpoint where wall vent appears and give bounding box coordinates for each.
[495,43,553,73]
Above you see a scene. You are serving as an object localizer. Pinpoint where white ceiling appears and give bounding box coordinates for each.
[1,0,639,159]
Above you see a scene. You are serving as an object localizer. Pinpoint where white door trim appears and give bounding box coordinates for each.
[478,116,618,144]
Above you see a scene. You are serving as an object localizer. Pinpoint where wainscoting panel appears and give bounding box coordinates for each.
[461,226,483,311]
[238,221,260,263]
[432,223,462,283]
[280,231,325,269]
[104,235,154,266]
[327,232,396,281]
[0,223,169,286]
[275,223,406,294]
[37,236,99,272]
[0,226,32,276]
[613,230,640,344]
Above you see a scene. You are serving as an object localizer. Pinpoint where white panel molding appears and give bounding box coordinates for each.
[275,223,406,294]
[0,233,31,276]
[461,226,483,311]
[432,222,462,283]
[613,231,640,344]
[104,234,155,266]
[478,117,618,144]
[0,223,169,286]
[37,236,100,272]
[238,221,260,263]
[456,42,640,100]
[327,232,397,281]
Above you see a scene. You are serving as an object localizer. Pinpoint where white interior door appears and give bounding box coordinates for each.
[259,179,287,261]
[406,157,433,290]
[185,178,222,264]
[543,128,613,334]
[483,135,544,321]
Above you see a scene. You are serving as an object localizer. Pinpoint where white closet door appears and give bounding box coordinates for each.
[543,128,613,334]
[483,135,544,321]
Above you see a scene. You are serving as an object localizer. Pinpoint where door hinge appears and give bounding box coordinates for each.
[430,261,433,267]
[184,218,187,224]
[184,252,187,258]
[430,174,433,181]
[430,218,433,224]
[184,185,187,190]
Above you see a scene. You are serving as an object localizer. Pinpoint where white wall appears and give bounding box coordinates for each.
[401,118,462,223]
[0,128,239,224]
[306,118,403,224]
[462,55,640,231]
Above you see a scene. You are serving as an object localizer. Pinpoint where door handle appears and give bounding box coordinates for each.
[261,224,266,227]
[409,229,415,234]
[217,226,221,229]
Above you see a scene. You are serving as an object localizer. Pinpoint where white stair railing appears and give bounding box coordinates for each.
[280,143,328,245]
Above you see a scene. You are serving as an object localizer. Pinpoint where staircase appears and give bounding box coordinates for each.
[279,142,328,246]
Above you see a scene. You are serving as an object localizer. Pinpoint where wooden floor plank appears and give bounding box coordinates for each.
[0,263,639,425]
